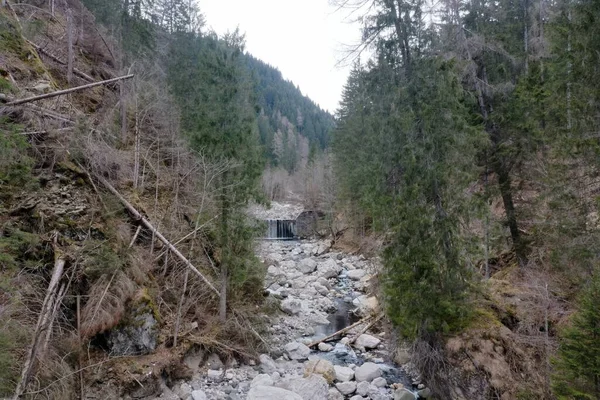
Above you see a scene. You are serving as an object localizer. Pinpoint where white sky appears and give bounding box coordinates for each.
[198,0,363,113]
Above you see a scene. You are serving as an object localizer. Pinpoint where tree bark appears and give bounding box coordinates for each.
[6,74,134,106]
[66,8,74,85]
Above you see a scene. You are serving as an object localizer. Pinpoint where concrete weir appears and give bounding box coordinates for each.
[265,219,296,240]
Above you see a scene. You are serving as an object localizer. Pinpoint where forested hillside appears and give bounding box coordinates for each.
[332,0,600,398]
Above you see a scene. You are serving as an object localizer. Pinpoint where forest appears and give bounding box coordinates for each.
[1,0,600,398]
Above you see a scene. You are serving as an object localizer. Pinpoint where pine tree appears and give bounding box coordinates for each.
[552,271,600,399]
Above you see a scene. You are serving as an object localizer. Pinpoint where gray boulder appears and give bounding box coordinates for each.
[284,342,311,360]
[251,373,274,387]
[259,354,277,374]
[354,334,381,350]
[356,381,370,396]
[334,365,354,382]
[298,258,317,274]
[347,269,366,280]
[280,299,303,315]
[354,362,382,382]
[335,381,357,395]
[108,309,158,356]
[281,375,329,400]
[247,386,303,400]
[317,259,342,279]
[191,390,207,400]
[394,388,417,400]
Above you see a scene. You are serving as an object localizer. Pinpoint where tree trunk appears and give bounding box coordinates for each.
[66,8,74,85]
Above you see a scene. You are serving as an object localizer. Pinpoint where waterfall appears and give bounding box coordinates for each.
[265,219,296,240]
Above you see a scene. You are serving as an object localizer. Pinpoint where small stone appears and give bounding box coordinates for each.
[334,365,354,382]
[335,381,357,395]
[328,387,344,400]
[206,353,224,370]
[417,383,425,390]
[417,388,432,398]
[347,270,366,280]
[318,342,333,352]
[259,354,277,374]
[356,381,370,396]
[393,388,416,400]
[372,377,387,387]
[349,396,365,400]
[280,299,303,315]
[207,369,222,381]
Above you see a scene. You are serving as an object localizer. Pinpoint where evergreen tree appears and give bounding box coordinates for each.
[552,271,600,399]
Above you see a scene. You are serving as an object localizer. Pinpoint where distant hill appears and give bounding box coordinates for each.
[245,55,335,172]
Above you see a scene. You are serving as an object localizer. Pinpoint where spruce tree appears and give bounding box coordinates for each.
[552,272,600,399]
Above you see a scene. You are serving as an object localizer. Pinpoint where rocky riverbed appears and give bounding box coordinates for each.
[158,239,430,400]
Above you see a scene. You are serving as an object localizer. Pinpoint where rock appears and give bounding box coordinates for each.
[349,396,365,400]
[251,374,274,387]
[267,253,284,264]
[173,382,193,399]
[334,365,354,382]
[347,269,366,280]
[298,258,317,274]
[247,386,303,400]
[317,259,342,279]
[356,381,370,396]
[335,381,357,395]
[393,388,416,400]
[417,388,432,398]
[318,342,333,352]
[280,260,297,270]
[207,369,222,381]
[183,348,204,371]
[354,334,381,350]
[328,387,344,400]
[206,353,224,370]
[284,342,311,360]
[259,354,277,374]
[280,299,303,315]
[354,362,382,382]
[282,375,329,400]
[352,295,380,317]
[107,305,158,356]
[313,282,329,296]
[191,390,207,400]
[372,377,387,388]
[303,359,336,384]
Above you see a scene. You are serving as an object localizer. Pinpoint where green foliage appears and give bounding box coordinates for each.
[0,119,35,193]
[0,319,28,396]
[552,271,600,399]
[0,227,43,271]
[81,241,127,279]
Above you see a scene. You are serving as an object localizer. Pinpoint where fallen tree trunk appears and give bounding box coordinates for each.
[13,253,65,399]
[26,40,95,82]
[6,74,134,106]
[348,314,383,345]
[308,315,373,348]
[95,175,220,296]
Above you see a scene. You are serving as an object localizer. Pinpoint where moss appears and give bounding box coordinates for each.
[0,76,13,93]
[138,287,161,322]
[0,319,29,396]
[468,307,503,330]
[0,227,43,271]
[81,240,127,279]
[0,12,27,57]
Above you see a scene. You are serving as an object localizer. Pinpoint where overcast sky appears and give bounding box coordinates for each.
[198,0,363,113]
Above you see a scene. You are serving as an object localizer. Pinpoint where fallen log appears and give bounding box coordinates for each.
[6,74,134,106]
[26,39,95,82]
[95,175,220,296]
[348,314,384,345]
[13,251,65,399]
[307,315,373,348]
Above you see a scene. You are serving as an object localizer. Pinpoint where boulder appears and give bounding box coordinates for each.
[372,377,387,388]
[393,388,416,400]
[251,374,274,387]
[317,259,342,279]
[108,305,158,356]
[313,282,329,296]
[318,342,333,352]
[417,388,433,398]
[284,342,311,360]
[207,369,222,381]
[280,299,303,315]
[352,295,380,317]
[336,380,358,395]
[354,362,382,382]
[347,269,366,280]
[266,253,284,264]
[303,359,336,384]
[280,260,297,270]
[298,258,317,274]
[283,375,329,400]
[356,381,370,396]
[334,365,354,382]
[247,386,303,400]
[328,387,345,400]
[191,390,207,400]
[354,334,381,350]
[259,354,277,374]
[206,353,224,370]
